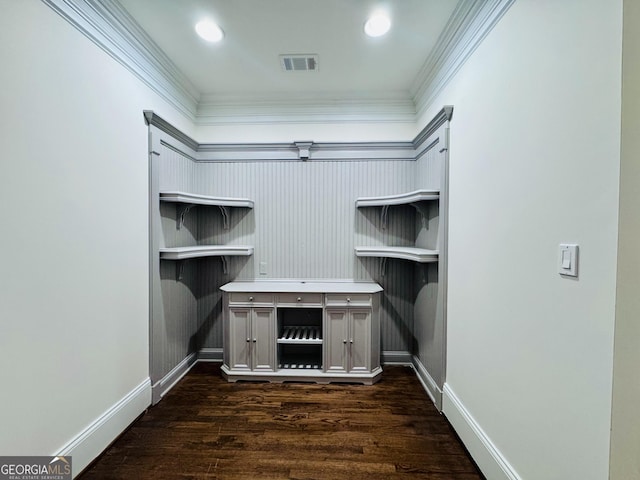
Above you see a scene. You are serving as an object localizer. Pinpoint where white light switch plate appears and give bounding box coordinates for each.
[558,244,579,277]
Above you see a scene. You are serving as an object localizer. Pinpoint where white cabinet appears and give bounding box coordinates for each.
[325,308,372,374]
[220,281,382,384]
[227,307,276,372]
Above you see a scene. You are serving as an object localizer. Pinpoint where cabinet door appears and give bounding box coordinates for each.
[251,308,275,372]
[349,309,372,373]
[228,308,251,371]
[324,309,348,373]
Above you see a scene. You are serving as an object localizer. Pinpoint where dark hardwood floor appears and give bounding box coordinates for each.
[79,363,484,480]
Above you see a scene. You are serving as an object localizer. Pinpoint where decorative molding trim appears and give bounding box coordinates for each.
[43,0,497,126]
[56,378,151,477]
[151,352,198,405]
[412,355,443,411]
[42,0,198,120]
[144,110,427,162]
[443,383,522,480]
[144,110,199,152]
[413,106,454,150]
[411,0,515,118]
[381,350,413,365]
[198,348,224,362]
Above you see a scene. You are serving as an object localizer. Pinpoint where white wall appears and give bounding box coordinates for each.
[610,0,640,477]
[0,1,193,475]
[195,120,416,143]
[417,1,623,478]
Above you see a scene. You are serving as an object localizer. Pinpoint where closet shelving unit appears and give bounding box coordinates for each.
[355,189,440,271]
[159,245,254,260]
[160,191,254,230]
[159,191,254,278]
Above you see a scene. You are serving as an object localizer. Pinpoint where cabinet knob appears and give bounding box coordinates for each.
[346,297,351,303]
[297,297,302,302]
[248,296,254,301]
[350,339,354,344]
[246,338,251,343]
[253,338,257,343]
[343,340,347,344]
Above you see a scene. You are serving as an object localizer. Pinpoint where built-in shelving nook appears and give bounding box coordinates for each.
[158,191,255,278]
[146,106,452,408]
[355,189,440,273]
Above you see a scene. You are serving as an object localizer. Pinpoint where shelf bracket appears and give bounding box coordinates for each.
[410,202,429,228]
[220,256,229,275]
[380,205,390,230]
[218,205,230,229]
[177,204,195,230]
[176,260,185,281]
[379,257,388,277]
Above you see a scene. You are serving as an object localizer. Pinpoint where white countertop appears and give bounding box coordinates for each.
[220,280,383,294]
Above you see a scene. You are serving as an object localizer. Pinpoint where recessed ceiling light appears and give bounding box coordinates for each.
[364,13,391,37]
[195,20,224,42]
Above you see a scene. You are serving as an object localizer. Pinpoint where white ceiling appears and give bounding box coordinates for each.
[118,0,459,103]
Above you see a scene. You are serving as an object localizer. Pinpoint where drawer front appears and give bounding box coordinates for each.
[228,292,274,305]
[324,294,371,307]
[277,293,323,306]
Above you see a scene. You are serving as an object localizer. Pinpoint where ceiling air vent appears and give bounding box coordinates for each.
[280,54,319,72]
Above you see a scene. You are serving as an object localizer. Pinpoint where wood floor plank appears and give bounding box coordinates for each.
[79,364,484,480]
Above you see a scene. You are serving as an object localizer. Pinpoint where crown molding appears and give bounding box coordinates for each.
[196,92,417,125]
[44,0,506,126]
[42,0,199,120]
[410,0,515,118]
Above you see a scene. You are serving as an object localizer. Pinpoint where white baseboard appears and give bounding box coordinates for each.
[152,352,198,404]
[411,355,443,411]
[198,347,223,362]
[443,383,521,480]
[56,377,151,478]
[381,350,413,365]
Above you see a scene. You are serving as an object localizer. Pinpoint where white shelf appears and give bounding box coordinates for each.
[355,246,439,263]
[160,245,254,260]
[160,191,254,208]
[160,191,253,230]
[277,326,323,345]
[355,189,439,208]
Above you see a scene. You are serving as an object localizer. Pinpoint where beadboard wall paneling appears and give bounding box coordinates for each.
[413,123,448,398]
[150,131,201,402]
[158,259,198,377]
[192,159,416,352]
[158,141,196,193]
[193,160,415,280]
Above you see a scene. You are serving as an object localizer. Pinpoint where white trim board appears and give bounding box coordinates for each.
[412,356,443,411]
[443,383,522,480]
[381,350,413,365]
[55,377,151,478]
[198,348,224,362]
[151,352,198,405]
